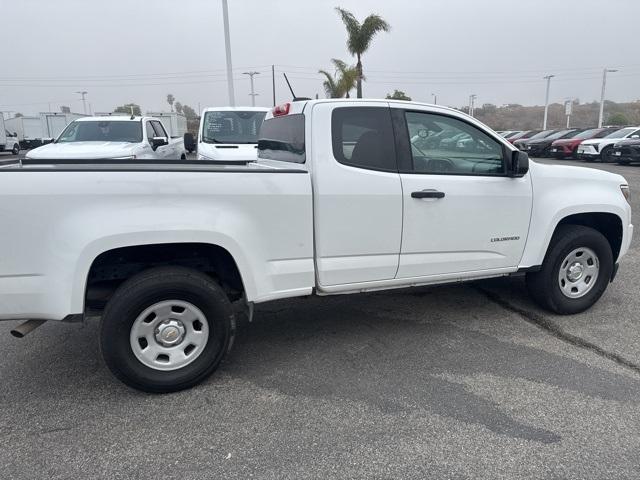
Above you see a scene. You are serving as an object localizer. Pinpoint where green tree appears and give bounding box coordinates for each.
[174,102,183,114]
[607,112,629,126]
[113,103,142,116]
[335,7,390,98]
[318,58,359,98]
[386,90,411,101]
[166,94,175,112]
[182,105,198,120]
[318,69,340,98]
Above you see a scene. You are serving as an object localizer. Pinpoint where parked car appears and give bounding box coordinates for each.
[550,127,618,159]
[197,107,268,162]
[522,129,584,157]
[577,126,640,162]
[611,136,640,165]
[0,99,633,393]
[513,129,556,150]
[506,130,540,144]
[26,116,187,160]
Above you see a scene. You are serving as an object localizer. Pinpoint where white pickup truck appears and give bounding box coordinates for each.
[0,99,633,393]
[25,116,187,160]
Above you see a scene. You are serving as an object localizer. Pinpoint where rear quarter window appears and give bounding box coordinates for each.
[258,114,305,163]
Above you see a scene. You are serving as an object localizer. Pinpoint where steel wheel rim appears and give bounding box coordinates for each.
[557,247,599,299]
[130,300,210,371]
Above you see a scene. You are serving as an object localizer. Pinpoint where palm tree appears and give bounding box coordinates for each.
[319,58,359,98]
[335,7,390,98]
[318,69,341,98]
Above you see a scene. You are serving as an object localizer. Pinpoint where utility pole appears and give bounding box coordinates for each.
[432,93,437,105]
[598,68,618,128]
[272,65,276,106]
[221,0,235,106]
[469,94,477,117]
[243,71,260,107]
[75,91,88,114]
[542,75,554,130]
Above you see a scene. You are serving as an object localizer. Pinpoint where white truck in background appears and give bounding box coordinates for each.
[26,116,187,160]
[148,112,187,139]
[40,112,87,140]
[0,99,633,394]
[5,116,45,150]
[0,115,21,155]
[197,106,268,161]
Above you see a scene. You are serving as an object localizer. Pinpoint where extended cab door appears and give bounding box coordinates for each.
[311,102,403,286]
[391,106,533,278]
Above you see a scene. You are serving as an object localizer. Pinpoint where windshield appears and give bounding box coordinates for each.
[527,129,554,140]
[201,110,267,144]
[604,127,636,139]
[571,128,602,140]
[57,120,142,143]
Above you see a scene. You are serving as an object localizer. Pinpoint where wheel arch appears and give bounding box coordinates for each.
[79,241,251,313]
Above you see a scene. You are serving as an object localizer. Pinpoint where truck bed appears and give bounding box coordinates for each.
[0,159,314,321]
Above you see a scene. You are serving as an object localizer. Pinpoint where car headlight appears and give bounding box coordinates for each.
[621,185,630,204]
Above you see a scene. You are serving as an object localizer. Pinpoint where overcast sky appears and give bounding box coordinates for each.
[1,0,638,116]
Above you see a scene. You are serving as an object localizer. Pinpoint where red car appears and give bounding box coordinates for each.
[550,127,619,159]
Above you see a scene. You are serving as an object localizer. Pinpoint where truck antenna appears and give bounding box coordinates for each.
[282,73,311,102]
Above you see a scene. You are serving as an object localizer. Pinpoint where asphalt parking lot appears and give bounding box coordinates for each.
[0,158,638,479]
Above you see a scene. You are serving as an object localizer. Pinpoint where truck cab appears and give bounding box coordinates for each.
[25,116,187,160]
[197,107,268,162]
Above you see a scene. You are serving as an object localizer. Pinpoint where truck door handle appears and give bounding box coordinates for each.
[411,189,445,199]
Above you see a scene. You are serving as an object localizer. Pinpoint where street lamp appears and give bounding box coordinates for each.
[243,71,260,107]
[431,93,437,105]
[221,0,235,106]
[75,91,88,115]
[598,68,618,128]
[542,75,554,130]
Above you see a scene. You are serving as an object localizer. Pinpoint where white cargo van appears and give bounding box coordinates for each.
[197,107,268,161]
[5,116,45,149]
[0,115,20,155]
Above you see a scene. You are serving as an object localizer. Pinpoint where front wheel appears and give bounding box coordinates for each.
[12,143,19,155]
[526,225,613,314]
[100,266,235,393]
[600,146,613,163]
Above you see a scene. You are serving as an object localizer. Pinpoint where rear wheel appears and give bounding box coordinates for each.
[100,266,235,393]
[12,143,19,155]
[526,225,613,314]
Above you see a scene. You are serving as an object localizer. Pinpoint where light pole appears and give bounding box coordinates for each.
[542,75,554,130]
[243,71,260,106]
[75,91,88,115]
[431,93,437,105]
[221,0,235,106]
[598,68,618,128]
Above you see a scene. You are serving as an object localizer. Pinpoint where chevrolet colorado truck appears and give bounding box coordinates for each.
[25,116,187,160]
[0,99,633,393]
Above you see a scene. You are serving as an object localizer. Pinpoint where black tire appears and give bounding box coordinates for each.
[526,225,613,315]
[600,145,612,163]
[12,143,19,155]
[100,266,235,393]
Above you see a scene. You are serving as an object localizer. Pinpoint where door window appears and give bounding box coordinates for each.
[145,122,156,143]
[404,111,505,175]
[331,107,397,172]
[151,121,168,138]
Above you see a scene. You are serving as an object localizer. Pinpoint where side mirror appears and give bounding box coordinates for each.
[183,132,196,153]
[151,136,168,150]
[42,138,54,145]
[12,132,18,137]
[510,150,529,177]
